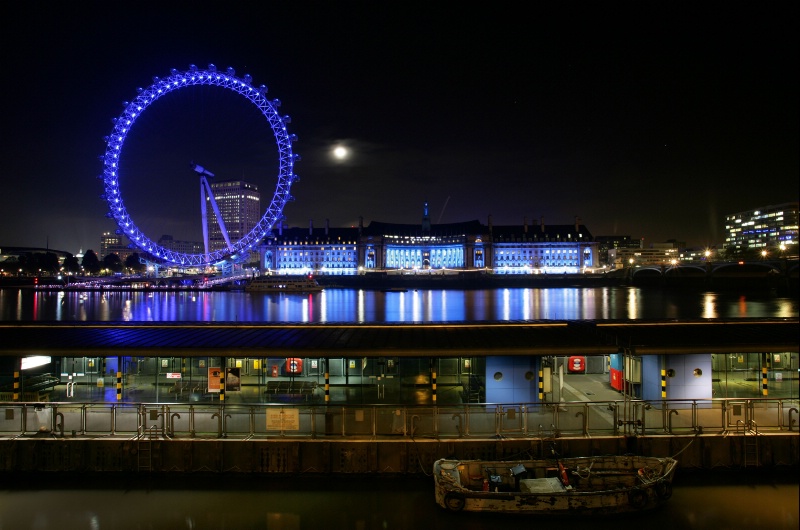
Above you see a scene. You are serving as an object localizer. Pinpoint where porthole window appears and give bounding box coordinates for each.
[693,368,703,377]
[493,372,503,381]
[524,371,535,381]
[666,369,676,378]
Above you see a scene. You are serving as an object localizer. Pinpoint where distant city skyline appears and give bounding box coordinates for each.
[1,197,797,259]
[2,3,797,255]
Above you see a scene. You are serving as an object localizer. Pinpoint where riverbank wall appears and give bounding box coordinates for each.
[2,433,797,475]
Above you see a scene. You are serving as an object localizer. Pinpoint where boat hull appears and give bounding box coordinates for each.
[434,455,677,515]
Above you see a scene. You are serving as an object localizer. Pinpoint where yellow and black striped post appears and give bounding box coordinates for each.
[13,369,20,402]
[116,356,122,401]
[324,360,330,403]
[220,365,226,402]
[538,368,544,401]
[762,353,768,396]
[431,360,437,404]
[661,369,667,399]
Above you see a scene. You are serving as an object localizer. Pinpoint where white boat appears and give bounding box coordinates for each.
[434,454,677,515]
[245,275,323,293]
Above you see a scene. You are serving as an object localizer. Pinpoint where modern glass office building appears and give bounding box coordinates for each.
[724,202,799,254]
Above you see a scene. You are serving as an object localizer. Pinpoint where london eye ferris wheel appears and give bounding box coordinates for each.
[100,64,299,268]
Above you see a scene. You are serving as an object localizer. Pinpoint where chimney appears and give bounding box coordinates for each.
[575,216,580,233]
[488,214,493,231]
[309,219,313,235]
[540,216,545,233]
[325,218,329,236]
[279,221,283,236]
[523,216,528,233]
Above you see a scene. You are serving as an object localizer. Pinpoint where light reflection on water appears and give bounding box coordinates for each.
[0,287,797,322]
[0,472,796,529]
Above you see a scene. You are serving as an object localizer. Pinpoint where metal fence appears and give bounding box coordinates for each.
[2,398,798,439]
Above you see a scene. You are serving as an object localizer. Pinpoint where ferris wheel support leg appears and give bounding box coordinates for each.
[201,176,234,254]
[201,178,210,261]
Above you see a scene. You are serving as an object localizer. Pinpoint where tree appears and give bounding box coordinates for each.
[125,253,146,274]
[17,252,59,275]
[82,250,101,274]
[63,254,81,273]
[103,253,123,274]
[41,252,60,274]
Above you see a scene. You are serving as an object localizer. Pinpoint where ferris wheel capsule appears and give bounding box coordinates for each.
[99,64,299,267]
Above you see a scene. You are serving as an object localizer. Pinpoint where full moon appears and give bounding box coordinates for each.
[333,146,348,160]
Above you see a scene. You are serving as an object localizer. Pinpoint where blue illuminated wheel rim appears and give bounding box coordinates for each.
[100,64,298,266]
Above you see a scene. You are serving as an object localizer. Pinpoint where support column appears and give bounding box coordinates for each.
[431,358,437,404]
[538,366,544,401]
[220,357,226,402]
[324,359,330,403]
[116,356,122,401]
[13,358,20,402]
[761,353,769,397]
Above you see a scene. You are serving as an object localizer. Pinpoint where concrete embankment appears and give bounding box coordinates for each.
[2,434,797,475]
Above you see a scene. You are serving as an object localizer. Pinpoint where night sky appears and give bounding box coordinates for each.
[2,2,797,256]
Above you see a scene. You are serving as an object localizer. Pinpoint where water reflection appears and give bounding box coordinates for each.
[0,472,796,529]
[0,287,797,323]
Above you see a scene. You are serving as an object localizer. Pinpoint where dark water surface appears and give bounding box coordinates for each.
[0,470,797,529]
[1,286,797,322]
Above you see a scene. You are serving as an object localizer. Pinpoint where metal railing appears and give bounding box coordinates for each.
[1,398,797,439]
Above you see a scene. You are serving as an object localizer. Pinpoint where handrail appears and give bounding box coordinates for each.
[2,397,796,440]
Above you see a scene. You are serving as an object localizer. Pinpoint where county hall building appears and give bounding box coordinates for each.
[259,203,598,275]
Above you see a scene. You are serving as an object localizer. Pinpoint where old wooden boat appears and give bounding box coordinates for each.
[434,454,677,515]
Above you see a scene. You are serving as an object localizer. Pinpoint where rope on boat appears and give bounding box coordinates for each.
[574,460,594,478]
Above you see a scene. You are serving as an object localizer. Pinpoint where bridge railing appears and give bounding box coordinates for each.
[1,398,797,439]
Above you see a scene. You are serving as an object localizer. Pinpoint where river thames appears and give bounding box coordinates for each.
[0,470,797,529]
[1,285,798,322]
[0,285,798,529]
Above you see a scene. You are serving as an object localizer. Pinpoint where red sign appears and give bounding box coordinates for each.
[285,358,303,374]
[567,356,585,373]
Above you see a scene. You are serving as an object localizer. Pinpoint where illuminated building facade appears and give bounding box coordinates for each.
[607,243,679,268]
[593,235,641,265]
[724,202,799,254]
[157,235,204,255]
[99,232,133,261]
[207,180,261,253]
[259,206,598,275]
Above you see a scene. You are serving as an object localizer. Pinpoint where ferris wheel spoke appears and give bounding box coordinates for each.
[101,64,298,268]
